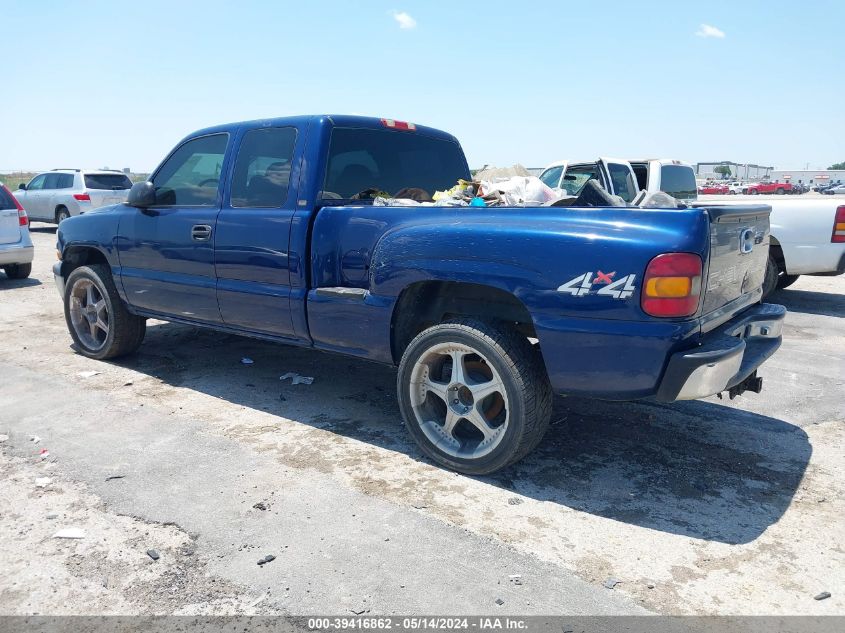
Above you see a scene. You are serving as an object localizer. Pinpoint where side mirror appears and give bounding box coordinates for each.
[18,183,26,191]
[127,181,156,208]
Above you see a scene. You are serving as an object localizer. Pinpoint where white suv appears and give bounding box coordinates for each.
[14,169,133,223]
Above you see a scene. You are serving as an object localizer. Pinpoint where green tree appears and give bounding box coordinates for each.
[714,165,732,179]
[828,162,845,170]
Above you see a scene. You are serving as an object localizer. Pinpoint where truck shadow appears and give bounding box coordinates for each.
[0,276,41,289]
[116,321,810,546]
[771,287,845,318]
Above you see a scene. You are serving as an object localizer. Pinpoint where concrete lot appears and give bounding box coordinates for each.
[0,224,842,615]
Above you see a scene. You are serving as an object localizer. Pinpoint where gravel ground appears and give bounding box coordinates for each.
[0,224,842,615]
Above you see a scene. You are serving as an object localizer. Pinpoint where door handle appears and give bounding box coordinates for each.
[191,224,212,241]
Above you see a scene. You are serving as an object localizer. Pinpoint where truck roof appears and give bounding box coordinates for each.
[186,114,461,145]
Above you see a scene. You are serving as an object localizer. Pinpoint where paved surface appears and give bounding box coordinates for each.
[0,224,842,615]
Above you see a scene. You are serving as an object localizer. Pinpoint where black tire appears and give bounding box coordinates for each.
[776,188,785,195]
[3,263,32,279]
[777,274,800,289]
[63,264,146,360]
[762,256,780,298]
[56,206,70,223]
[397,318,552,475]
[751,189,759,195]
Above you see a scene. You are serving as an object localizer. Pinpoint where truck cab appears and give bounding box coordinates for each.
[540,158,697,202]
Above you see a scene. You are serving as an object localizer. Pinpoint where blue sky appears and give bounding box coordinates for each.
[1,0,843,171]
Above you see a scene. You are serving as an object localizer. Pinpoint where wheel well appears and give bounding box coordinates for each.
[769,238,785,273]
[55,205,69,221]
[61,246,109,278]
[390,281,537,364]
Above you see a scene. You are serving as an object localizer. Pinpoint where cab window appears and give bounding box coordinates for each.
[230,127,298,208]
[152,134,229,206]
[608,163,637,202]
[539,166,563,189]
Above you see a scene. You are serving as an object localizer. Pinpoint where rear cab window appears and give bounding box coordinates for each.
[84,174,133,190]
[659,165,697,201]
[321,127,469,201]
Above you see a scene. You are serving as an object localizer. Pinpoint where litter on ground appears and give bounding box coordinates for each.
[53,528,86,539]
[280,372,314,385]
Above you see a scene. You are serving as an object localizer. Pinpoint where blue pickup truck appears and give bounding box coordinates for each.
[54,115,785,474]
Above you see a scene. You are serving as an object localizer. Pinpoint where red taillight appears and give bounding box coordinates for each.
[1,185,27,226]
[73,193,91,201]
[832,206,845,243]
[641,253,702,318]
[381,118,416,131]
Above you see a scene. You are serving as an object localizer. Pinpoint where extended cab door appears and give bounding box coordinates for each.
[598,158,639,203]
[214,125,302,339]
[117,133,229,323]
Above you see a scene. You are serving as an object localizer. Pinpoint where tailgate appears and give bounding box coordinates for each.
[698,204,771,315]
[0,207,21,244]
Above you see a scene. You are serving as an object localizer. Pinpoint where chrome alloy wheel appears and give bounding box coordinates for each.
[409,342,509,460]
[68,278,109,351]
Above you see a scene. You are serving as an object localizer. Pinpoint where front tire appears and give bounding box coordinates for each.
[4,263,32,279]
[63,264,146,359]
[397,319,552,475]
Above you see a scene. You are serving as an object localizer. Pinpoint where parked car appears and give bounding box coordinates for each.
[0,184,33,279]
[699,183,730,195]
[726,181,747,195]
[14,169,133,224]
[53,115,784,475]
[744,181,793,195]
[823,184,845,195]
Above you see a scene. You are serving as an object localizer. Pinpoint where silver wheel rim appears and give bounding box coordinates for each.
[69,279,109,351]
[58,210,69,222]
[409,342,509,460]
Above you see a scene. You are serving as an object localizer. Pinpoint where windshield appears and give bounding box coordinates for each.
[322,127,469,200]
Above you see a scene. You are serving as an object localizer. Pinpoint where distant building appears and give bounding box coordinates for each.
[123,167,131,174]
[769,169,845,186]
[695,161,773,181]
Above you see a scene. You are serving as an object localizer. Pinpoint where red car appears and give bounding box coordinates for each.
[698,184,730,195]
[744,182,793,195]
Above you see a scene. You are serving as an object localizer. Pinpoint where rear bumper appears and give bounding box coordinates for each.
[656,303,786,401]
[0,244,34,266]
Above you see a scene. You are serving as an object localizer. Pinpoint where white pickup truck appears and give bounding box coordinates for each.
[694,198,845,296]
[763,199,845,296]
[539,158,698,203]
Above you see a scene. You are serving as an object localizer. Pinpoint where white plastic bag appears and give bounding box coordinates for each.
[480,176,558,206]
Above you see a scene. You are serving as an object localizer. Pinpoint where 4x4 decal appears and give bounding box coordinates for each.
[557,271,637,299]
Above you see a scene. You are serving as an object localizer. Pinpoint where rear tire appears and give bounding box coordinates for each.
[777,274,799,290]
[56,207,70,223]
[762,256,779,298]
[3,263,32,279]
[63,264,146,360]
[397,318,552,475]
[776,188,785,195]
